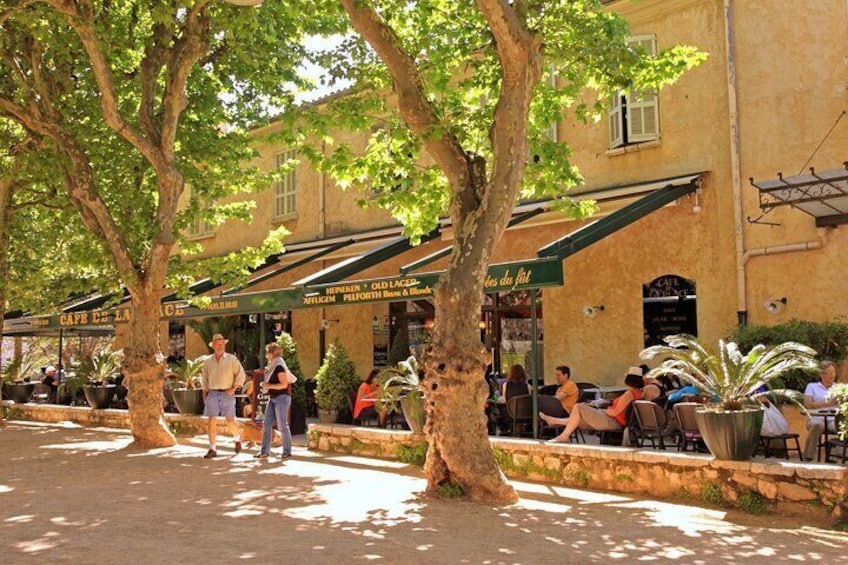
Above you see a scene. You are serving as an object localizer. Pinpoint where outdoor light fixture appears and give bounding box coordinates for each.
[478,320,487,330]
[424,319,436,331]
[692,189,702,214]
[764,297,787,314]
[320,318,340,330]
[582,304,605,318]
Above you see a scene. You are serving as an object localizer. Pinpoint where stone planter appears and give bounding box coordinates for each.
[172,389,205,415]
[83,384,116,410]
[3,382,36,404]
[695,407,763,461]
[317,408,338,424]
[401,394,426,434]
[290,402,307,435]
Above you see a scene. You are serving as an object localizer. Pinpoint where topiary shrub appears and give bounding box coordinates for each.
[314,339,359,413]
[277,332,306,411]
[728,319,848,391]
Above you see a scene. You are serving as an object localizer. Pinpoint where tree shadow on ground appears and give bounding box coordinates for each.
[1,422,846,563]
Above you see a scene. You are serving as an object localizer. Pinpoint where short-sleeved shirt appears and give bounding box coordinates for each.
[804,381,832,404]
[556,380,579,412]
[202,353,246,391]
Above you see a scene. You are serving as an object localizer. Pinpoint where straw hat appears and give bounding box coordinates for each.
[208,333,229,347]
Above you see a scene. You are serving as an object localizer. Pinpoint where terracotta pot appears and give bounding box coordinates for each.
[318,408,338,424]
[695,407,763,461]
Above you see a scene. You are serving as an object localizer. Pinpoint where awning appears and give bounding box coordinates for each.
[537,173,702,260]
[294,229,440,286]
[751,164,848,227]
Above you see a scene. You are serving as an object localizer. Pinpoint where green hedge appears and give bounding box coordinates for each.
[728,319,848,391]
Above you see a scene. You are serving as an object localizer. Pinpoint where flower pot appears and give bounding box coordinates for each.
[83,384,116,410]
[172,389,205,415]
[695,407,763,461]
[401,393,426,434]
[318,408,338,424]
[290,402,307,435]
[3,382,36,404]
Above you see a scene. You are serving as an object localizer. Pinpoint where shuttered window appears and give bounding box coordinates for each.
[274,149,297,219]
[609,35,660,148]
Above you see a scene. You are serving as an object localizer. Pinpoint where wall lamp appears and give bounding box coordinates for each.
[582,304,605,318]
[764,297,787,314]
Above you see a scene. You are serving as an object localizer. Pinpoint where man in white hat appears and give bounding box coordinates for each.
[201,333,246,458]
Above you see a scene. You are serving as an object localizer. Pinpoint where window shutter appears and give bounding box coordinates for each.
[548,65,559,143]
[274,150,297,218]
[609,93,624,148]
[625,35,659,143]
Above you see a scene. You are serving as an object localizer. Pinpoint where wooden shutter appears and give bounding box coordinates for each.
[609,93,624,148]
[626,35,659,143]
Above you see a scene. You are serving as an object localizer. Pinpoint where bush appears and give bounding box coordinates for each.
[397,442,428,466]
[277,332,307,411]
[314,339,359,412]
[728,319,848,391]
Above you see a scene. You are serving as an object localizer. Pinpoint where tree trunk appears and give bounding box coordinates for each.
[0,176,14,428]
[125,292,175,447]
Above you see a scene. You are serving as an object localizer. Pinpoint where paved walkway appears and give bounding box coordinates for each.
[1,421,847,564]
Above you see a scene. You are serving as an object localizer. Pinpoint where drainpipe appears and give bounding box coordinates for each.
[742,229,829,264]
[724,0,748,325]
[319,139,326,239]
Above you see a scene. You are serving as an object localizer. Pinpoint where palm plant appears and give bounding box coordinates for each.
[168,357,205,390]
[1,339,51,384]
[78,347,124,385]
[641,334,818,411]
[377,356,422,414]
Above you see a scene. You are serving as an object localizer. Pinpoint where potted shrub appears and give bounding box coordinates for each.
[78,348,123,409]
[378,356,426,434]
[168,357,205,415]
[277,332,307,435]
[1,346,48,404]
[314,339,359,424]
[641,334,817,460]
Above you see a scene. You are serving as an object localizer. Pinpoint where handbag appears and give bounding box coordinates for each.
[284,368,297,384]
[761,403,789,436]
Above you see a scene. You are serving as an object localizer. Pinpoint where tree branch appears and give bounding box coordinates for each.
[338,0,471,195]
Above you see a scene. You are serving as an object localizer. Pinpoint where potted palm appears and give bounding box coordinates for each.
[79,348,123,409]
[641,334,817,460]
[169,357,205,415]
[1,345,49,404]
[314,339,359,424]
[378,356,426,434]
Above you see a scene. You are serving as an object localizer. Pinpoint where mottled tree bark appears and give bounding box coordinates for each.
[340,0,542,503]
[0,174,16,428]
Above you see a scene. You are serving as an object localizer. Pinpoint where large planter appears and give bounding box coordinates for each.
[3,382,36,404]
[172,389,205,415]
[401,393,426,434]
[317,408,338,424]
[290,402,307,435]
[695,407,764,461]
[83,384,116,410]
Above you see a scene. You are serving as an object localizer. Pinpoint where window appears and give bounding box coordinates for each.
[187,213,215,239]
[274,149,297,219]
[609,35,659,149]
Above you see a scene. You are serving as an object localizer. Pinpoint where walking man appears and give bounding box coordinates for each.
[201,333,246,458]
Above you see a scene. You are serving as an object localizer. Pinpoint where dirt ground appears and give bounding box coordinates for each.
[2,421,848,564]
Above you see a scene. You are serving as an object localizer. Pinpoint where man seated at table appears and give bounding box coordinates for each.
[41,365,60,403]
[554,365,579,415]
[540,367,645,443]
[803,360,839,461]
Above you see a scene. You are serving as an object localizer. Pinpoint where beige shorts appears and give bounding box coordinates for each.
[575,403,622,431]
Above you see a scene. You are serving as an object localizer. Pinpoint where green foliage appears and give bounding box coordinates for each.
[738,492,767,515]
[641,334,818,411]
[276,332,307,410]
[377,356,423,415]
[436,482,464,499]
[700,483,724,506]
[168,358,205,390]
[77,348,123,385]
[728,320,848,391]
[1,338,51,384]
[186,317,238,351]
[826,384,848,440]
[387,327,411,368]
[314,339,359,412]
[397,442,428,467]
[569,469,591,487]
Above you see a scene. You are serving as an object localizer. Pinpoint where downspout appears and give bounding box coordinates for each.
[724,0,748,325]
[319,139,326,239]
[742,229,829,264]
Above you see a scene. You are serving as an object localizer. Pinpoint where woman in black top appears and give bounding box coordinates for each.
[501,364,531,402]
[255,342,292,460]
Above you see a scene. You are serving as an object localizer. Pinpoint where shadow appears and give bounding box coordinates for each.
[1,422,846,563]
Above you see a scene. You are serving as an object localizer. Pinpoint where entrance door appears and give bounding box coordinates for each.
[642,274,697,347]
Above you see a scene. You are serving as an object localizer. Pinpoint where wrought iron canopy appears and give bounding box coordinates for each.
[751,163,848,227]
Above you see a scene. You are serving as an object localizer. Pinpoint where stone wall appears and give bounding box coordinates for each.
[308,423,848,518]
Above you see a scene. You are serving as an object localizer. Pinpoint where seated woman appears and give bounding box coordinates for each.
[540,367,645,443]
[500,364,531,402]
[354,369,384,425]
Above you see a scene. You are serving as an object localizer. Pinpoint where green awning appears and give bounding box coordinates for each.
[294,229,440,286]
[537,174,702,260]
